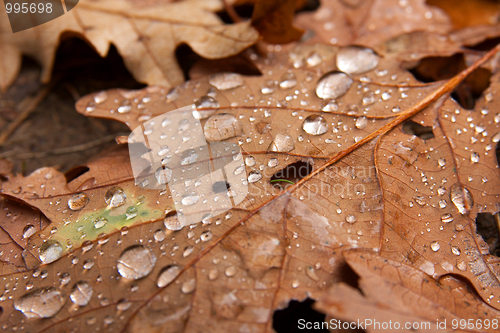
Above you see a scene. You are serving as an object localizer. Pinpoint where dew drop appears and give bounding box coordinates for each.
[303,115,328,135]
[470,152,479,163]
[93,91,108,104]
[430,241,440,251]
[261,80,277,94]
[413,195,426,206]
[451,246,461,256]
[157,265,181,288]
[193,96,219,119]
[93,217,108,229]
[305,266,319,281]
[200,230,213,242]
[438,158,446,167]
[126,206,138,219]
[315,71,353,99]
[248,171,262,183]
[345,214,356,223]
[208,268,218,280]
[105,187,127,208]
[154,229,165,242]
[209,72,244,90]
[181,279,196,294]
[245,156,256,167]
[181,193,200,206]
[439,200,447,209]
[70,281,93,306]
[336,46,379,74]
[279,71,297,89]
[268,158,279,167]
[183,246,194,257]
[292,279,300,288]
[180,149,199,165]
[225,266,237,277]
[14,287,65,319]
[456,260,467,271]
[68,193,89,211]
[355,117,368,130]
[268,133,295,152]
[155,167,172,184]
[39,241,63,264]
[492,132,500,143]
[117,245,157,280]
[23,225,36,239]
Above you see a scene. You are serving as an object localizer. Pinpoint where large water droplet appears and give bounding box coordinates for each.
[315,71,353,99]
[157,265,181,288]
[279,71,297,89]
[336,46,379,74]
[245,156,256,167]
[39,241,63,264]
[93,91,108,104]
[345,214,356,223]
[117,245,157,280]
[181,193,200,206]
[268,133,295,152]
[180,149,199,165]
[200,230,213,242]
[204,114,242,142]
[430,241,440,251]
[268,158,279,167]
[181,279,196,294]
[450,183,473,215]
[209,72,244,90]
[23,225,36,239]
[470,152,479,163]
[303,115,328,135]
[93,217,108,229]
[155,167,172,184]
[105,187,127,208]
[441,213,454,223]
[451,246,461,256]
[492,132,500,143]
[193,96,219,119]
[248,171,262,183]
[355,117,368,129]
[225,266,237,277]
[68,193,89,211]
[14,287,65,318]
[70,281,93,306]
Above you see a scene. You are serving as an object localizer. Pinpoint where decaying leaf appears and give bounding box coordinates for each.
[0,0,259,91]
[316,251,500,332]
[1,39,499,332]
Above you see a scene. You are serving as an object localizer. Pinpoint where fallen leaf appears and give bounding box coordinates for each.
[316,250,500,332]
[0,0,259,91]
[1,42,499,332]
[251,0,304,44]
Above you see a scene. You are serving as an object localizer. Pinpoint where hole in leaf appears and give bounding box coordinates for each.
[175,44,201,81]
[273,298,328,333]
[216,3,255,23]
[270,161,313,189]
[52,37,146,91]
[475,213,500,257]
[408,54,491,110]
[212,181,230,193]
[64,166,90,183]
[466,36,500,52]
[402,120,435,140]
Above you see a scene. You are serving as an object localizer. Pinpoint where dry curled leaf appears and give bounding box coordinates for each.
[1,42,500,333]
[0,0,259,91]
